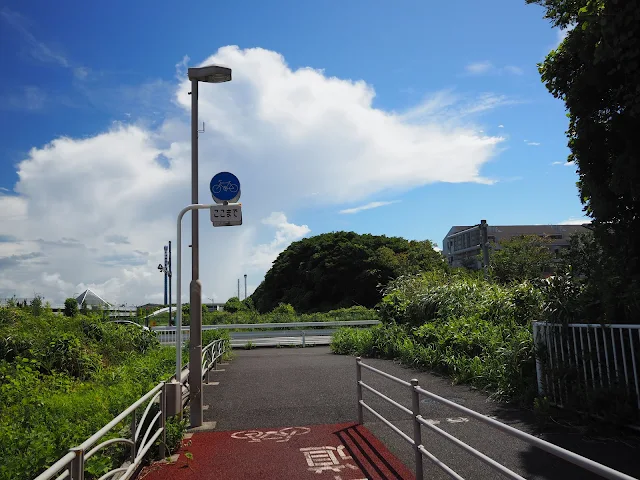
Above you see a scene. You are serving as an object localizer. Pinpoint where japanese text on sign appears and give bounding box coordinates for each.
[210,204,242,227]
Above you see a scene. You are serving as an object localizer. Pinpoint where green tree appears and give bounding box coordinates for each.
[223,297,244,313]
[30,295,43,317]
[251,232,447,313]
[63,298,78,317]
[490,235,554,284]
[527,0,640,321]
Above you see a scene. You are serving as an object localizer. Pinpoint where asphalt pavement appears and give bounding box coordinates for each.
[202,346,640,480]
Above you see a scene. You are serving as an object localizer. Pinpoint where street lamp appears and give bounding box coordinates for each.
[187,64,232,428]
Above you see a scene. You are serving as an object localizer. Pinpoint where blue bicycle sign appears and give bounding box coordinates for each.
[210,172,240,204]
[211,180,239,194]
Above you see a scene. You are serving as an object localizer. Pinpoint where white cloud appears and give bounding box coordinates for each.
[503,66,524,75]
[465,62,524,76]
[559,217,590,225]
[466,61,493,75]
[247,212,310,270]
[339,201,399,214]
[498,124,504,128]
[0,46,508,304]
[526,141,541,146]
[551,161,572,166]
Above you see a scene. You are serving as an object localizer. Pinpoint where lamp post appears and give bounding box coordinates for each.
[187,64,232,428]
[244,274,247,300]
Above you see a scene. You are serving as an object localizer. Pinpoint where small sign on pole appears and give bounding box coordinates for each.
[210,204,242,227]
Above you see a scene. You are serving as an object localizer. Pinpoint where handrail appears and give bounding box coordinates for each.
[33,339,227,480]
[33,452,75,480]
[153,319,380,330]
[537,321,640,330]
[355,357,637,480]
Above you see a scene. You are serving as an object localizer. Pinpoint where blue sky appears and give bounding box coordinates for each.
[0,0,586,303]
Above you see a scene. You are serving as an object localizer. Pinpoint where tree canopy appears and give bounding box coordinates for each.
[250,231,446,313]
[489,235,555,284]
[528,0,640,321]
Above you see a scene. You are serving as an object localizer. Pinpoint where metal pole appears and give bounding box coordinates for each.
[176,211,184,380]
[237,278,240,299]
[411,379,424,480]
[356,357,363,424]
[480,219,490,279]
[168,241,172,327]
[244,274,247,300]
[70,448,84,480]
[189,78,204,428]
[164,245,168,305]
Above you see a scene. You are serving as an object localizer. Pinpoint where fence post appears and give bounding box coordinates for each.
[70,448,84,480]
[532,322,545,396]
[356,357,363,424]
[159,382,166,459]
[411,379,424,480]
[130,409,137,462]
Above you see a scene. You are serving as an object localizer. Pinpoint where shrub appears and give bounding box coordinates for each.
[64,298,78,317]
[0,307,177,480]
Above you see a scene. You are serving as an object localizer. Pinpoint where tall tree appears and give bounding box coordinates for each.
[490,235,554,284]
[528,0,640,320]
[250,232,446,313]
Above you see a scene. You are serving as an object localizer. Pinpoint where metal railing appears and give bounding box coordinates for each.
[153,320,380,347]
[533,322,640,412]
[33,339,227,480]
[355,357,636,480]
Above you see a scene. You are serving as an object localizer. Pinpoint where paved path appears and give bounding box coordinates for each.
[140,347,640,480]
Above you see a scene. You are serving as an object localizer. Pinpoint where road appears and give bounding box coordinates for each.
[203,347,640,479]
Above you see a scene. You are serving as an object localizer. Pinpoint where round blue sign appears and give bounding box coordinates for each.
[210,171,241,204]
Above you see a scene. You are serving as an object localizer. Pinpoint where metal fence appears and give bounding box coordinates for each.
[33,339,227,480]
[152,320,380,347]
[533,322,640,412]
[355,357,636,480]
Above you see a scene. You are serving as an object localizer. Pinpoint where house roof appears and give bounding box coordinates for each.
[76,289,111,307]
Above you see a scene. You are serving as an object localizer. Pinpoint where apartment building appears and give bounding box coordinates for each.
[442,221,591,269]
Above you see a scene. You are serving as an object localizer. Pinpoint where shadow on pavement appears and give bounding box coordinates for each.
[335,424,414,480]
[490,404,640,479]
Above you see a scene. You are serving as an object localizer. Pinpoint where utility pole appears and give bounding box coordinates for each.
[168,241,172,326]
[164,245,168,305]
[237,278,240,299]
[244,274,247,300]
[480,219,490,279]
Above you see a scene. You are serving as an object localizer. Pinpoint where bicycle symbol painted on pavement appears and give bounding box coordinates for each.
[231,426,311,443]
[211,180,239,194]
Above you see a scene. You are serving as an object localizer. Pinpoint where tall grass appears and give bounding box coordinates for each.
[0,306,177,480]
[333,270,541,404]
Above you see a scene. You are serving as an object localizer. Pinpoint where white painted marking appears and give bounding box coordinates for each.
[231,426,311,443]
[423,419,441,425]
[300,446,359,474]
[205,382,220,386]
[203,405,209,410]
[446,417,469,423]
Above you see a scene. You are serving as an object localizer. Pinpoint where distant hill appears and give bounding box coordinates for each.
[250,231,446,313]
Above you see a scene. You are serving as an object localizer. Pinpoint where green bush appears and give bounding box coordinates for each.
[64,298,78,317]
[333,270,542,405]
[0,307,177,480]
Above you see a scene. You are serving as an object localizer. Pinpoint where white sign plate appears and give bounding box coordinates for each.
[210,204,242,227]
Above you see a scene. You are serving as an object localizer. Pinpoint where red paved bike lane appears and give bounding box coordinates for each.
[139,422,414,480]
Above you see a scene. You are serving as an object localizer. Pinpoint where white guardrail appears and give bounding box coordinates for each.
[33,339,227,480]
[355,358,636,480]
[152,319,380,347]
[533,322,640,412]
